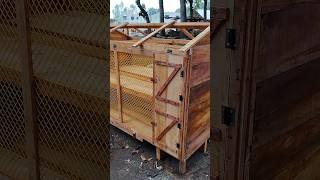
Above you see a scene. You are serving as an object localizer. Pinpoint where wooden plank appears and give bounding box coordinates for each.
[16,0,40,180]
[111,22,210,29]
[180,27,210,52]
[132,20,176,47]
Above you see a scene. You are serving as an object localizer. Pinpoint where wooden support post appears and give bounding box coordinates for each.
[156,147,161,160]
[16,0,39,179]
[179,159,187,174]
[132,20,176,47]
[114,51,123,123]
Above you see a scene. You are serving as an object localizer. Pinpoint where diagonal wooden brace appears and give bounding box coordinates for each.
[155,109,179,141]
[154,61,182,98]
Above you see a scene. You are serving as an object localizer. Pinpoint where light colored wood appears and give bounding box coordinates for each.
[204,140,208,153]
[110,22,128,33]
[180,29,194,39]
[111,22,210,29]
[132,20,176,47]
[114,51,123,123]
[180,27,210,52]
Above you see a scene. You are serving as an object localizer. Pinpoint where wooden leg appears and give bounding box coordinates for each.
[156,147,161,160]
[204,140,208,153]
[179,160,187,174]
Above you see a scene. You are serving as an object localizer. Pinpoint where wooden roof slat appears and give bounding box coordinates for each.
[111,22,209,29]
[180,26,210,52]
[110,22,129,33]
[132,20,176,47]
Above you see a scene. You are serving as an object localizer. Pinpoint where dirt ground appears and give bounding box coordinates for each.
[110,126,210,180]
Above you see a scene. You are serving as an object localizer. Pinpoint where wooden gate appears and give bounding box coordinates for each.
[154,53,185,158]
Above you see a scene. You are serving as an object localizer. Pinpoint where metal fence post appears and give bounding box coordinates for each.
[16,0,40,179]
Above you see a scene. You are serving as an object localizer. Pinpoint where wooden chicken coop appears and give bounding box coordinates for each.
[110,13,227,173]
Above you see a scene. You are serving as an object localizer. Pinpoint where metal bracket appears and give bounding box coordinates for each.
[222,105,235,126]
[225,28,236,49]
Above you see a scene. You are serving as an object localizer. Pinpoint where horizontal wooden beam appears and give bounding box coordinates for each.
[111,22,210,29]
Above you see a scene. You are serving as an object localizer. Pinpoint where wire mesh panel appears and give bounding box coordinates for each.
[29,0,108,179]
[110,50,154,138]
[118,52,153,125]
[0,1,29,179]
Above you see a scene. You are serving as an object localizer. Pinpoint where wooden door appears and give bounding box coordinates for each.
[153,53,184,158]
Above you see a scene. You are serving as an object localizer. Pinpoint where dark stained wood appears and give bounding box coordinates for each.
[213,0,320,179]
[256,3,320,81]
[251,115,320,179]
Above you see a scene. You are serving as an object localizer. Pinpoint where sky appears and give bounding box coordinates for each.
[110,0,181,18]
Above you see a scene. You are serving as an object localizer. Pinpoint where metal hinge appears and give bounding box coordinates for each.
[180,70,184,77]
[179,95,183,102]
[225,28,236,49]
[222,105,235,126]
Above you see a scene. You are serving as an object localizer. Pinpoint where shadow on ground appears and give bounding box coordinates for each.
[110,126,210,180]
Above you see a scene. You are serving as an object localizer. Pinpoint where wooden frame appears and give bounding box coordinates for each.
[109,21,217,173]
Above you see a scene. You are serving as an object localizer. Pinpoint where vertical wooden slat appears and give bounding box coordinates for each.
[16,0,39,179]
[179,55,191,174]
[114,51,123,122]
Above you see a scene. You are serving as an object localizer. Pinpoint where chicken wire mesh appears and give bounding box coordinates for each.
[110,51,154,126]
[0,1,29,179]
[28,0,108,179]
[0,0,109,179]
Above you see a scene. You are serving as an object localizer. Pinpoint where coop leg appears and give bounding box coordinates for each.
[179,159,187,174]
[204,139,208,153]
[156,147,161,160]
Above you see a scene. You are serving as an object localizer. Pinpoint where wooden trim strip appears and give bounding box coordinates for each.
[156,96,180,106]
[155,109,179,121]
[132,20,176,47]
[180,26,210,52]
